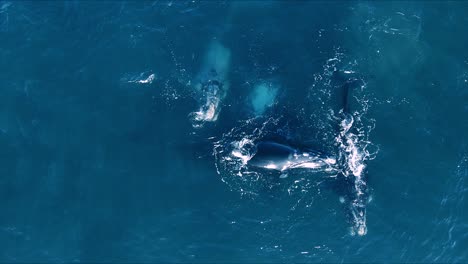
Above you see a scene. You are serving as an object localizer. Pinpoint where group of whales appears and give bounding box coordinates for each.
[190,40,361,175]
[191,46,357,175]
[190,40,369,236]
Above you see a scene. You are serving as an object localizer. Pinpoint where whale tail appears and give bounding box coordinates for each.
[332,70,364,115]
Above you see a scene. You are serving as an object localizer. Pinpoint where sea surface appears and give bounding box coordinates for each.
[0,1,467,262]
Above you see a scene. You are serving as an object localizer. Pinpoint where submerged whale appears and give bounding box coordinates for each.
[190,40,231,127]
[191,70,224,124]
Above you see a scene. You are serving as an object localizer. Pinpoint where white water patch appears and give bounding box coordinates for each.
[250,82,279,116]
[230,138,256,167]
[214,124,259,180]
[190,94,221,128]
[121,72,156,85]
[135,74,156,84]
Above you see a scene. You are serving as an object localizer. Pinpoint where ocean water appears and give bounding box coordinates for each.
[0,1,467,262]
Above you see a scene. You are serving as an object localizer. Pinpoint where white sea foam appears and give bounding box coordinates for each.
[190,95,221,127]
[122,72,156,84]
[135,73,155,84]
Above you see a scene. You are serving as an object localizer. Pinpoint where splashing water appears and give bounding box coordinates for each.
[213,117,310,196]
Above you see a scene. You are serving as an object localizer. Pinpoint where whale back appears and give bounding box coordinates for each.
[248,141,296,168]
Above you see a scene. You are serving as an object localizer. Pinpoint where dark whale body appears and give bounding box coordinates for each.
[247,141,336,172]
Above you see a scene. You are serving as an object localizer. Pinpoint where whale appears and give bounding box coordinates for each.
[190,40,231,127]
[247,141,337,173]
[191,70,224,124]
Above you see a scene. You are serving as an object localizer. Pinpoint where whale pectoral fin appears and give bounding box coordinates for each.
[279,173,288,179]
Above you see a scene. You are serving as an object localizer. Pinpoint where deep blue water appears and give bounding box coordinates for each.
[1,1,467,262]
